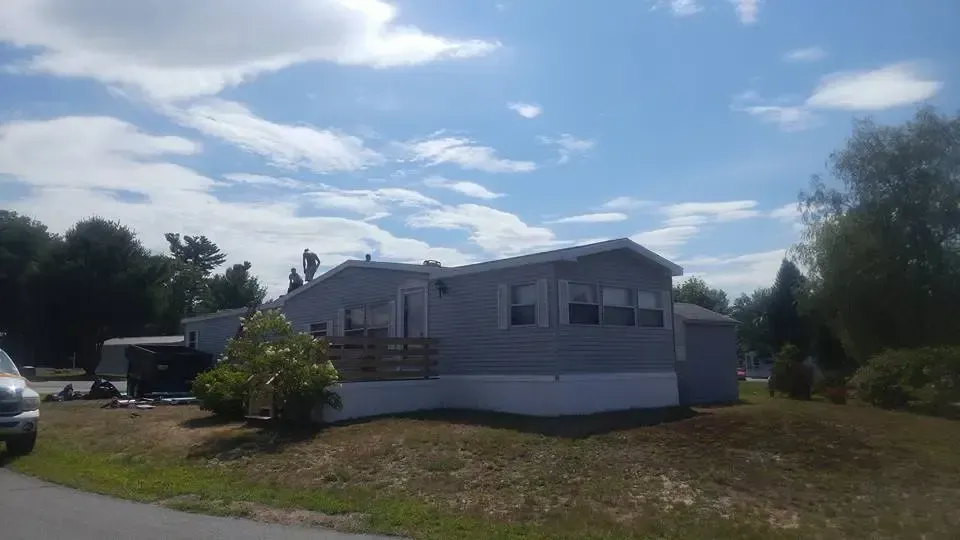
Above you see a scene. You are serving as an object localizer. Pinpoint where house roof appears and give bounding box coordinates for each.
[179,238,682,325]
[673,303,739,326]
[180,307,249,324]
[103,335,185,346]
[434,237,683,278]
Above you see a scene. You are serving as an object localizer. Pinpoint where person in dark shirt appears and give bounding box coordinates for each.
[288,267,304,293]
[302,249,320,281]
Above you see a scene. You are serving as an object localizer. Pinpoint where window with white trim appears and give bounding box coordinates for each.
[568,282,600,325]
[602,286,636,326]
[510,283,537,326]
[637,291,665,328]
[344,302,392,337]
[308,322,329,338]
[187,330,198,349]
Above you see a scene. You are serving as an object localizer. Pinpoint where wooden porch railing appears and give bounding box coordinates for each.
[325,336,438,381]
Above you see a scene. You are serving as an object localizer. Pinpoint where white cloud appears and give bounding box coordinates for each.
[662,200,760,222]
[630,226,700,250]
[304,185,439,219]
[769,202,800,222]
[806,62,942,111]
[600,196,654,211]
[537,134,595,164]
[407,203,563,256]
[731,0,761,24]
[220,173,311,190]
[731,91,817,132]
[736,62,941,131]
[168,99,382,173]
[734,104,817,132]
[783,46,826,63]
[0,0,499,101]
[546,213,627,224]
[651,0,703,17]
[507,102,542,119]
[0,115,474,297]
[402,136,536,173]
[769,202,804,232]
[422,176,503,200]
[664,214,709,227]
[676,249,787,294]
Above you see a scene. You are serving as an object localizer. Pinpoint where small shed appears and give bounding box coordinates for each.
[96,335,184,376]
[673,303,739,405]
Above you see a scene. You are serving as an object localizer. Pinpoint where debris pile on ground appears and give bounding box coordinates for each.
[43,381,198,412]
[100,393,199,411]
[42,377,123,402]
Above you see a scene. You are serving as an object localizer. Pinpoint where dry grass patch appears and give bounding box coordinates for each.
[7,383,960,539]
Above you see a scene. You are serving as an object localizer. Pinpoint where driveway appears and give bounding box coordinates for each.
[0,469,396,540]
[27,379,127,395]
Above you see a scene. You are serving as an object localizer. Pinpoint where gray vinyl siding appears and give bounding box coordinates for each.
[678,323,738,405]
[430,263,558,375]
[183,315,241,359]
[554,249,676,374]
[281,267,429,332]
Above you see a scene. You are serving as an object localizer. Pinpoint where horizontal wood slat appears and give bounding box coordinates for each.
[326,337,438,382]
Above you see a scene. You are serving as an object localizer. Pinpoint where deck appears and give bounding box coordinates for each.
[325,336,438,382]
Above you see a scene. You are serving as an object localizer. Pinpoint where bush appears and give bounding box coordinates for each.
[851,347,960,410]
[192,362,250,418]
[814,371,849,404]
[217,310,342,424]
[768,343,814,400]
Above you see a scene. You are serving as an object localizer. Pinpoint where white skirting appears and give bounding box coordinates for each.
[318,379,443,423]
[316,372,679,422]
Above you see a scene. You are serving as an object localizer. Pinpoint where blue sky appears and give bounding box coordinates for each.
[1,0,957,297]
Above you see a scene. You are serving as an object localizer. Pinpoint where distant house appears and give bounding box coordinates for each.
[96,335,184,376]
[181,238,740,420]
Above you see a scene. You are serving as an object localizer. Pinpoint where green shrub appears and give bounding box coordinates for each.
[192,362,250,418]
[222,310,342,424]
[851,347,960,409]
[768,343,814,400]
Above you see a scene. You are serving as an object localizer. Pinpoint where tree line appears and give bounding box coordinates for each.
[0,217,267,373]
[674,106,960,373]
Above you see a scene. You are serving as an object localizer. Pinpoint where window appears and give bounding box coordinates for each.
[602,286,636,326]
[637,291,664,328]
[187,331,198,349]
[568,282,600,325]
[344,302,392,337]
[367,302,392,337]
[510,283,537,326]
[308,322,328,338]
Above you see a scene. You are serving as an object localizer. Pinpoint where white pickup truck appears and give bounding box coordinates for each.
[0,348,40,455]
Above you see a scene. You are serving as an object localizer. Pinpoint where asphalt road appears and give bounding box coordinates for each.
[28,379,127,395]
[0,469,397,540]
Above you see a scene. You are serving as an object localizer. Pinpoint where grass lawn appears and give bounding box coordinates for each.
[5,381,960,539]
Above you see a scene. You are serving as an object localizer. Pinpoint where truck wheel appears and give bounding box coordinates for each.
[5,433,37,456]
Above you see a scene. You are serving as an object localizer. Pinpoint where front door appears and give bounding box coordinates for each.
[402,288,427,338]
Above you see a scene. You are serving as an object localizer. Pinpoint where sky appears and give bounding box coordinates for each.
[0,0,957,298]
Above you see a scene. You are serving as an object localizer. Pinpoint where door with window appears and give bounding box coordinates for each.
[401,288,427,338]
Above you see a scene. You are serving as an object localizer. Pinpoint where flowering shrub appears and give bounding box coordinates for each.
[196,309,342,423]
